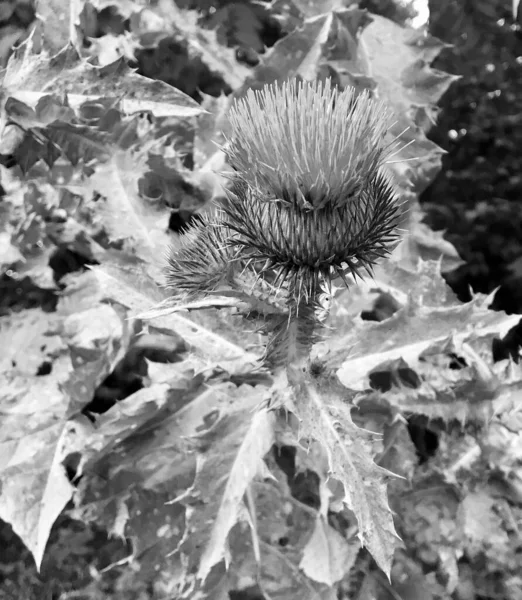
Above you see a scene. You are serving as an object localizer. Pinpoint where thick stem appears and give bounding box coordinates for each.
[264,290,325,380]
[285,298,318,371]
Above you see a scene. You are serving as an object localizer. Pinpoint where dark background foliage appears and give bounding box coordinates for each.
[421,0,522,313]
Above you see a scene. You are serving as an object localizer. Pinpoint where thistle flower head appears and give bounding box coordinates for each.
[221,79,404,301]
[224,78,393,210]
[167,78,404,305]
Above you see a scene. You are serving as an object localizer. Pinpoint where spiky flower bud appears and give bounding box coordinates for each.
[166,78,404,305]
[166,215,234,298]
[222,79,404,301]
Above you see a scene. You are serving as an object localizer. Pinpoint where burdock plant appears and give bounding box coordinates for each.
[166,78,404,366]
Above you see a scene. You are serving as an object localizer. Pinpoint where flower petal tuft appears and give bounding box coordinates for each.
[224,78,393,210]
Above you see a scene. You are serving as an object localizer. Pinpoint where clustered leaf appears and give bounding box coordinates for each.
[7,4,512,599]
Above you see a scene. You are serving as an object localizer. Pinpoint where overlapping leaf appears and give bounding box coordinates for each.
[324,259,522,422]
[283,369,400,576]
[70,380,276,587]
[0,302,127,568]
[179,395,276,582]
[359,15,459,193]
[1,41,204,117]
[2,1,501,595]
[238,8,370,92]
[84,148,172,278]
[88,261,260,370]
[151,0,251,90]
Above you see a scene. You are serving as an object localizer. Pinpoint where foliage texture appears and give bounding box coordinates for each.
[1,1,521,599]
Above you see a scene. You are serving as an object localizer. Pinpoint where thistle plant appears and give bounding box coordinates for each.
[167,78,404,363]
[164,80,405,576]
